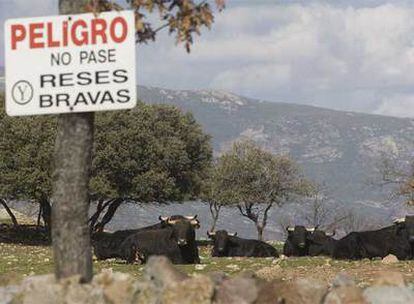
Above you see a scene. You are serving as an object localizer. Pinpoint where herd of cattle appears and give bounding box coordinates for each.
[91,215,414,264]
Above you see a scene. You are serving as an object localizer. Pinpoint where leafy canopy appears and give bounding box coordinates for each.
[207,141,313,208]
[91,0,225,52]
[0,96,212,203]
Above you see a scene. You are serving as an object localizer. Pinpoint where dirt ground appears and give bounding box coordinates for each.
[1,242,414,288]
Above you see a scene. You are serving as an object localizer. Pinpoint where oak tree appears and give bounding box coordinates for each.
[213,141,313,240]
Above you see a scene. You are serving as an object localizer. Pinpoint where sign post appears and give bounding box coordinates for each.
[5,11,136,116]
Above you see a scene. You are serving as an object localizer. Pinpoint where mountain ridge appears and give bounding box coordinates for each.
[139,85,414,121]
[138,85,414,203]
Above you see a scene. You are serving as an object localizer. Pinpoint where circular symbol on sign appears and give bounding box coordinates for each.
[11,80,34,105]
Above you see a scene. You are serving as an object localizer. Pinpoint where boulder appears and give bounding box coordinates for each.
[381,254,398,264]
[256,278,327,304]
[363,286,414,304]
[162,275,214,304]
[214,275,261,304]
[331,272,356,288]
[0,285,21,304]
[144,256,188,289]
[17,274,65,304]
[372,271,406,287]
[93,269,140,304]
[323,286,367,304]
[255,265,282,281]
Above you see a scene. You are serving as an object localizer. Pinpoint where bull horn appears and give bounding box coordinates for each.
[228,232,237,237]
[159,216,169,222]
[207,231,215,237]
[286,227,295,232]
[185,215,197,220]
[394,218,405,223]
[190,219,200,228]
[167,218,178,225]
[326,230,336,237]
[306,228,315,232]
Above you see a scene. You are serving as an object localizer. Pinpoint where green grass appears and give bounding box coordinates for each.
[1,243,414,287]
[0,218,13,225]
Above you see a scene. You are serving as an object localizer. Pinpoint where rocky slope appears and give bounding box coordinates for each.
[138,85,414,202]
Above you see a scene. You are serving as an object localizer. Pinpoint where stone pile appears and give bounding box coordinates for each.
[1,256,413,304]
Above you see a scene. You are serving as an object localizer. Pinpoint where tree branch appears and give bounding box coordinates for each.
[0,199,18,227]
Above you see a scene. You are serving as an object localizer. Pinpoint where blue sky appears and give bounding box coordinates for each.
[1,0,414,117]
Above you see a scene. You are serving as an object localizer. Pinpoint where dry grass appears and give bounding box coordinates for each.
[1,243,414,288]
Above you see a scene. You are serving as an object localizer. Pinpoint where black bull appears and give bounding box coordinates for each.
[120,220,200,264]
[308,220,414,260]
[92,215,200,263]
[208,230,279,257]
[283,226,316,256]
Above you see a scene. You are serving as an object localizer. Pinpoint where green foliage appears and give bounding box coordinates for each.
[94,0,225,52]
[0,95,212,203]
[92,103,212,202]
[0,98,56,201]
[207,141,313,208]
[203,140,313,239]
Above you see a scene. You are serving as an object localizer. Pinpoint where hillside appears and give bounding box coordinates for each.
[138,85,414,202]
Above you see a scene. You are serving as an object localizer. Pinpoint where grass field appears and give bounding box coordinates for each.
[1,242,414,288]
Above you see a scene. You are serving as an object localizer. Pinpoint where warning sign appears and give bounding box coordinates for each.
[4,11,136,116]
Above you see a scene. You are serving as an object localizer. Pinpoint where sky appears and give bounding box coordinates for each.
[1,0,414,118]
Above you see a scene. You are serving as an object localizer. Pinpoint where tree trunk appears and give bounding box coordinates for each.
[256,224,264,241]
[51,0,93,283]
[94,198,123,232]
[39,195,52,232]
[257,202,273,241]
[88,198,114,234]
[209,202,221,232]
[0,199,18,227]
[52,112,94,282]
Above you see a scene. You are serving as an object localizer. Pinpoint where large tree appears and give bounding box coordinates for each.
[0,97,211,229]
[213,141,313,240]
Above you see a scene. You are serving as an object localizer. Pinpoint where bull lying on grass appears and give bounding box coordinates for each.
[120,220,200,264]
[92,215,200,263]
[283,226,316,257]
[207,230,279,258]
[307,218,414,260]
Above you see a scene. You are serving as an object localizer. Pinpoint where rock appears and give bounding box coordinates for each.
[332,272,356,288]
[0,285,21,304]
[144,256,188,289]
[324,286,367,304]
[132,281,159,304]
[94,269,140,304]
[255,265,281,281]
[294,278,327,304]
[363,286,414,304]
[17,274,64,304]
[372,271,406,287]
[256,278,327,304]
[207,272,227,285]
[162,275,214,304]
[214,275,260,304]
[381,254,398,264]
[195,264,207,271]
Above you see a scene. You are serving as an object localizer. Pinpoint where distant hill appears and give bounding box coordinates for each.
[138,85,414,203]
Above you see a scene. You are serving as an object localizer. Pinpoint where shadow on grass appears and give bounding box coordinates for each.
[0,225,50,246]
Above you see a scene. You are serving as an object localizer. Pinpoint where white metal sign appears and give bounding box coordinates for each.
[4,11,136,116]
